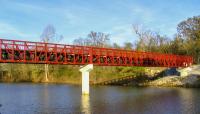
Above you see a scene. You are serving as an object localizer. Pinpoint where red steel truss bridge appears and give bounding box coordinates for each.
[0,39,193,67]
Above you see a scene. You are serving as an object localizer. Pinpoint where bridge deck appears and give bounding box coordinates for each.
[0,38,193,67]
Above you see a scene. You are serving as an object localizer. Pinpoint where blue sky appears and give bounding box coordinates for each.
[0,0,200,45]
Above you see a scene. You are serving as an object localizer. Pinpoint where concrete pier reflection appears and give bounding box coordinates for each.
[81,95,91,114]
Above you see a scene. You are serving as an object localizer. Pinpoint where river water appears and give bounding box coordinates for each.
[0,83,200,114]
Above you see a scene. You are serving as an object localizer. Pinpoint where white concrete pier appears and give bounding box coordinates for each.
[79,64,93,95]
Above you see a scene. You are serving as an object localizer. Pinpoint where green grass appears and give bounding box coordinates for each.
[0,63,146,84]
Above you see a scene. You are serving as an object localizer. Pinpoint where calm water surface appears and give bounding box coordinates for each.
[0,83,200,114]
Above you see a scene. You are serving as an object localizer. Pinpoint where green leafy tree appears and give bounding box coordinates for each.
[113,43,121,49]
[124,42,133,50]
[177,16,200,63]
[177,16,200,41]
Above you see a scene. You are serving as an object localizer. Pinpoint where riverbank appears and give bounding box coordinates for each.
[1,75,200,88]
[0,63,145,84]
[140,75,200,88]
[139,65,200,88]
[0,63,199,88]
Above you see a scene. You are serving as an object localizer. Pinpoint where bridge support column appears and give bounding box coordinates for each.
[79,64,93,95]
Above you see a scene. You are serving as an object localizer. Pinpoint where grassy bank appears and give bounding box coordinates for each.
[0,63,145,84]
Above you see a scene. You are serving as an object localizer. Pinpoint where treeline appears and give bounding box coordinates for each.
[134,16,200,63]
[73,16,200,64]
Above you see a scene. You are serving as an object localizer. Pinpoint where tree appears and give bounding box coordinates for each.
[40,25,63,82]
[87,31,110,47]
[177,16,200,41]
[73,31,110,47]
[41,25,63,43]
[73,38,85,46]
[133,25,148,51]
[177,16,200,63]
[169,35,185,54]
[133,24,170,52]
[124,42,133,50]
[112,43,121,49]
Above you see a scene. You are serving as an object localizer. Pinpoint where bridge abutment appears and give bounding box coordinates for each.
[79,64,93,95]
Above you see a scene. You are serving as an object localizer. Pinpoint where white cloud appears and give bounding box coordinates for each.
[130,5,178,38]
[131,5,155,23]
[4,1,48,13]
[0,23,24,36]
[0,22,36,40]
[108,25,138,46]
[8,1,90,26]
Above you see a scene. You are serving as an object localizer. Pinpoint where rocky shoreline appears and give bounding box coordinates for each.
[140,75,200,88]
[139,65,200,88]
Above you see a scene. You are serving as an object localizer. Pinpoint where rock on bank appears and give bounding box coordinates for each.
[141,65,200,87]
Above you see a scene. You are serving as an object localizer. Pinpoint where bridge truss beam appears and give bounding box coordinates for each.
[0,39,193,67]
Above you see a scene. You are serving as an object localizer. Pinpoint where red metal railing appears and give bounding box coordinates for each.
[0,38,193,67]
